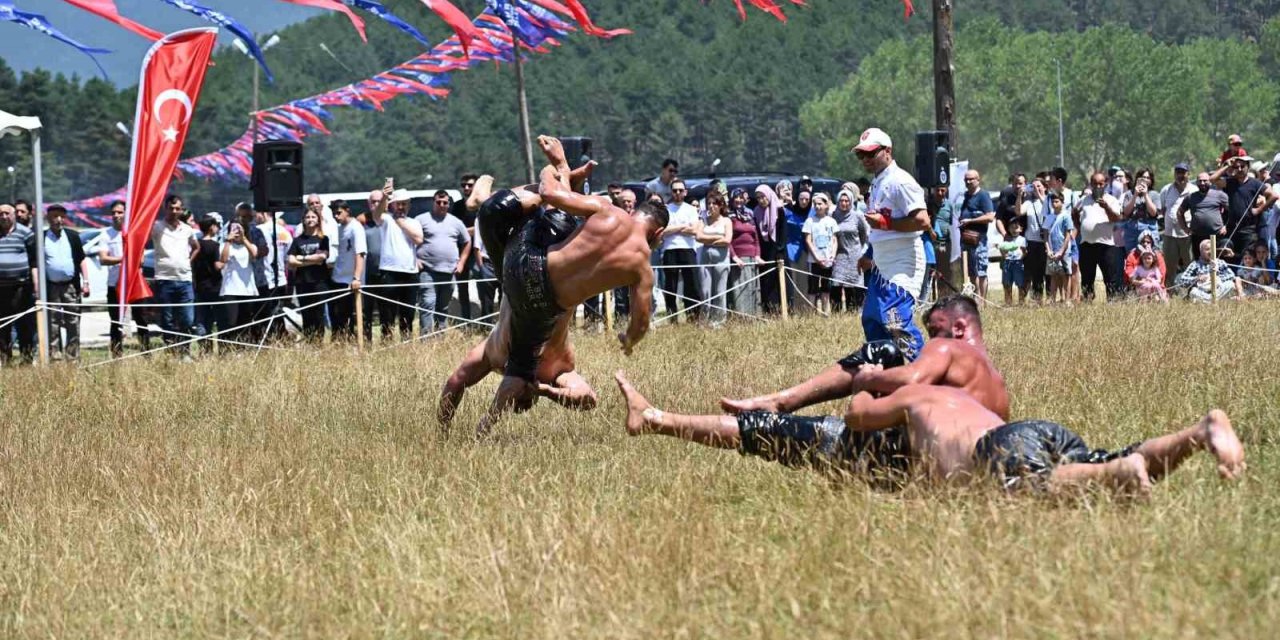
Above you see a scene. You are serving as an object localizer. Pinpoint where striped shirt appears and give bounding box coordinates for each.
[0,224,36,282]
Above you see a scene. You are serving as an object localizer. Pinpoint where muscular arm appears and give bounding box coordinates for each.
[891,209,931,232]
[854,342,952,394]
[539,164,611,218]
[845,389,916,432]
[623,268,654,352]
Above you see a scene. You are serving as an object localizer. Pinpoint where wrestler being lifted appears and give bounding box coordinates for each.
[439,135,668,436]
[615,375,1245,495]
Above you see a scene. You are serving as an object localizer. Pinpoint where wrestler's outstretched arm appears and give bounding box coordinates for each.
[845,389,919,432]
[620,270,653,355]
[853,342,952,394]
[539,164,612,218]
[467,175,495,211]
[439,339,491,430]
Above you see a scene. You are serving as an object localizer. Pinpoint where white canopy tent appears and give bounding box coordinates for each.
[1,109,50,366]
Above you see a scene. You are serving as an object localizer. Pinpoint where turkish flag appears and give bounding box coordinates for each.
[121,28,218,303]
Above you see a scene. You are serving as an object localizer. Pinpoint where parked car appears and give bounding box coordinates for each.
[81,229,153,303]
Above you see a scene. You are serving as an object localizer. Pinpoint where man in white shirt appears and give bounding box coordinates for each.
[659,179,703,322]
[375,185,424,339]
[1074,171,1124,301]
[853,127,930,360]
[326,199,366,340]
[1159,162,1197,287]
[150,195,199,356]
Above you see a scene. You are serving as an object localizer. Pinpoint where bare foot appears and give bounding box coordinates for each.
[1201,409,1246,480]
[614,371,652,436]
[1113,453,1153,497]
[719,396,778,415]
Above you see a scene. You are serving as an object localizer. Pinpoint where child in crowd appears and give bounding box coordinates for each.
[1045,191,1075,305]
[803,192,838,314]
[1131,250,1168,302]
[1237,249,1273,297]
[997,219,1027,305]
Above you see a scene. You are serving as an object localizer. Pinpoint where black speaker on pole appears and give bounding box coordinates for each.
[914,130,951,189]
[561,136,592,170]
[251,141,304,211]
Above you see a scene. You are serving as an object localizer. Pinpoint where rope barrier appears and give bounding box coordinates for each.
[41,303,291,353]
[371,310,502,354]
[653,266,777,325]
[50,285,342,309]
[0,306,34,332]
[654,268,776,324]
[358,289,498,330]
[83,290,348,370]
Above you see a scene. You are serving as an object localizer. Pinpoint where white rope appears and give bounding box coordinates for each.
[0,306,34,332]
[83,290,348,370]
[372,310,501,354]
[51,285,341,309]
[358,289,498,330]
[40,303,291,353]
[653,266,776,325]
[360,274,499,290]
[783,270,831,317]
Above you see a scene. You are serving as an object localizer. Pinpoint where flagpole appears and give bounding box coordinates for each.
[32,129,49,366]
[512,32,536,184]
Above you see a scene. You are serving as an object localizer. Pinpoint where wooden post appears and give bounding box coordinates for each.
[512,33,536,184]
[604,289,614,332]
[354,289,365,350]
[35,301,48,366]
[962,250,970,287]
[777,259,789,321]
[1210,235,1219,304]
[933,0,960,291]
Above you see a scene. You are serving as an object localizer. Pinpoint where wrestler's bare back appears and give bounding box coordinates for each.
[850,385,1005,481]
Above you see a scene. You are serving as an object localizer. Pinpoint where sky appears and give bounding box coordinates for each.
[0,0,323,87]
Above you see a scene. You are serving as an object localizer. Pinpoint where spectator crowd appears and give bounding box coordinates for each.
[0,134,1277,366]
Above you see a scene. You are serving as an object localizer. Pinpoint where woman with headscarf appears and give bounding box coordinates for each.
[830,188,870,311]
[727,188,761,316]
[753,183,785,314]
[784,188,813,311]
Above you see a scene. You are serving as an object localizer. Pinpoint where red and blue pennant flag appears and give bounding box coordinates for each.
[343,0,431,48]
[60,0,163,40]
[156,0,274,82]
[278,0,367,42]
[416,0,479,57]
[0,0,111,78]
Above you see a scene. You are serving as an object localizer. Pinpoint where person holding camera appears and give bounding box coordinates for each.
[1212,155,1277,265]
[1075,172,1124,302]
[1123,168,1160,254]
[219,218,259,345]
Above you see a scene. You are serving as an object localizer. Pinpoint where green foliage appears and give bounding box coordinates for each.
[1,0,1278,215]
[802,19,1280,183]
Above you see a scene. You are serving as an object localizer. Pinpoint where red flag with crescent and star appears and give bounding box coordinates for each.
[121,27,218,304]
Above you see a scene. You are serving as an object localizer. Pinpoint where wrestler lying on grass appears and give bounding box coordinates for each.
[613,376,1244,494]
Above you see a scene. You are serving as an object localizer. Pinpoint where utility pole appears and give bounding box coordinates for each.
[932,0,960,290]
[512,41,536,184]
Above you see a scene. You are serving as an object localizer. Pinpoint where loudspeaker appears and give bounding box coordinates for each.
[560,136,592,170]
[251,141,304,211]
[914,130,951,189]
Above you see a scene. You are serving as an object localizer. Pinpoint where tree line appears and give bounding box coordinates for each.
[1,0,1278,218]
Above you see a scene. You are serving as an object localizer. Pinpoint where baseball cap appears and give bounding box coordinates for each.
[391,188,411,203]
[1228,134,1244,144]
[1174,162,1190,172]
[853,128,892,152]
[1238,155,1256,163]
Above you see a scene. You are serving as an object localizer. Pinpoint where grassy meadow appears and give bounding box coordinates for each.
[1,299,1279,638]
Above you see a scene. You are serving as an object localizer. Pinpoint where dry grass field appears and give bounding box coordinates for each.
[2,299,1279,638]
